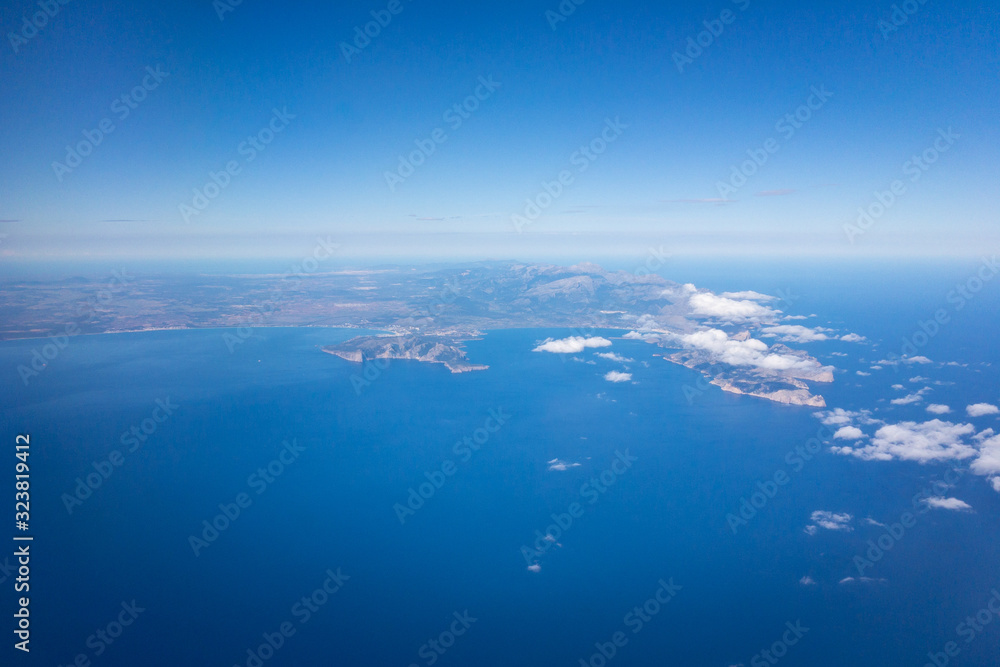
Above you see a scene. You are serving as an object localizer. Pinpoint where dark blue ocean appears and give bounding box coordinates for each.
[2,260,999,666]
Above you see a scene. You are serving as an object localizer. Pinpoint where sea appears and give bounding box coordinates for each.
[1,258,999,666]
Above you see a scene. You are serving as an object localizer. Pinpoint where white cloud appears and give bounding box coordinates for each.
[891,384,905,390]
[905,356,933,364]
[675,328,829,374]
[799,576,817,586]
[834,426,865,440]
[971,433,1000,476]
[595,352,634,363]
[687,292,780,323]
[807,510,853,532]
[604,371,632,383]
[863,518,886,527]
[840,333,867,343]
[832,420,977,463]
[830,422,1000,485]
[926,404,952,415]
[533,336,612,354]
[922,496,972,512]
[547,458,582,472]
[991,477,1000,493]
[527,564,541,573]
[856,371,871,377]
[909,376,928,383]
[760,325,830,343]
[967,403,1000,417]
[814,408,880,427]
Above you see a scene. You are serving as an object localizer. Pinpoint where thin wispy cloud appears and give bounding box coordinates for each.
[661,198,733,204]
[754,189,796,197]
[595,352,634,363]
[547,458,582,471]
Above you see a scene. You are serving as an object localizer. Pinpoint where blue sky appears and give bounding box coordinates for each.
[0,0,997,260]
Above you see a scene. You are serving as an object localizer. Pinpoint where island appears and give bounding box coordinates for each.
[323,334,488,374]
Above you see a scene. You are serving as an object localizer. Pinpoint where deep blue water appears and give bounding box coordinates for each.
[1,263,999,666]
